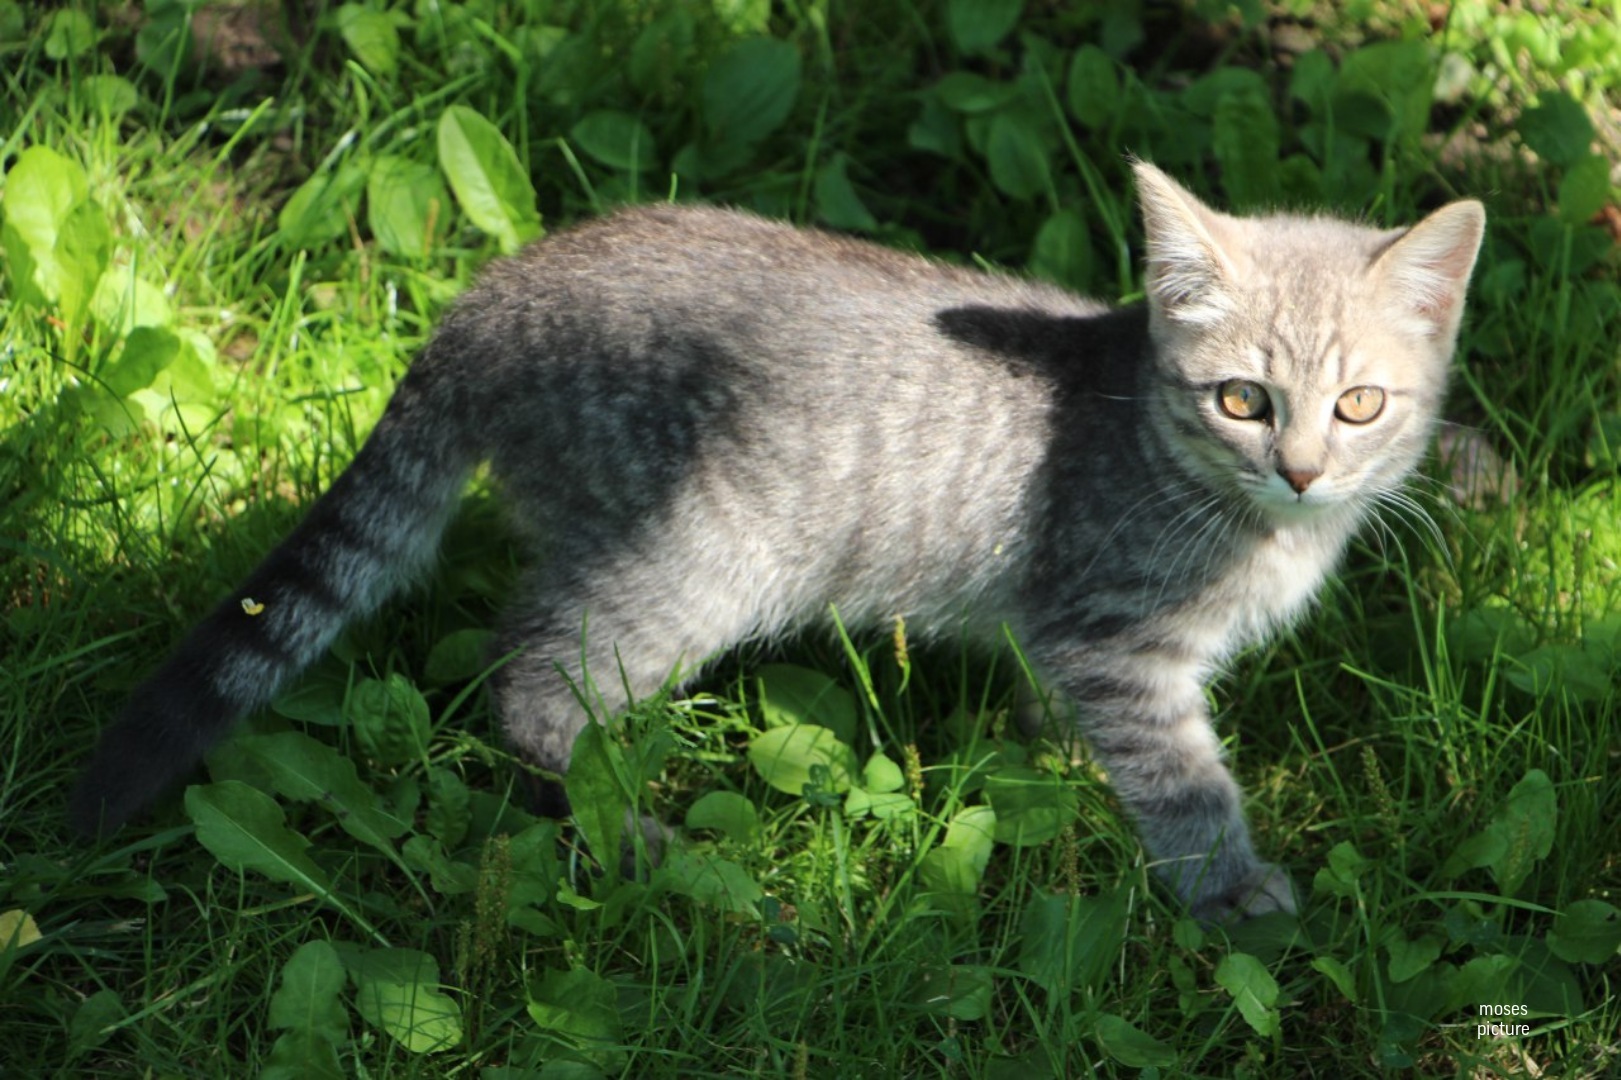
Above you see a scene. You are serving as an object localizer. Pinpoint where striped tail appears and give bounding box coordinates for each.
[70,361,475,836]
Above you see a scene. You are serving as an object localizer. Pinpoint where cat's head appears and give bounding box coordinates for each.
[1132,161,1484,527]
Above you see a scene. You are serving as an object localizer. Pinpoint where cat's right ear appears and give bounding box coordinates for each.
[1133,161,1241,327]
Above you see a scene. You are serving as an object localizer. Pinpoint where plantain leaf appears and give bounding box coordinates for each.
[437,105,542,254]
[185,781,331,894]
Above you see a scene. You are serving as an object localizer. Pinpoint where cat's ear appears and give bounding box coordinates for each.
[1133,161,1242,327]
[1370,199,1485,340]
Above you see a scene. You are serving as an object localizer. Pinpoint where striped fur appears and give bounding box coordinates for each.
[71,165,1483,921]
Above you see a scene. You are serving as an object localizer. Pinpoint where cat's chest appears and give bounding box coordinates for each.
[1169,523,1349,662]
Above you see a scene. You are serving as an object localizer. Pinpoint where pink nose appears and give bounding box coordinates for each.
[1280,468,1321,494]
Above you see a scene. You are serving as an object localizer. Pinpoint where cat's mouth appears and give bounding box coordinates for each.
[1244,474,1344,523]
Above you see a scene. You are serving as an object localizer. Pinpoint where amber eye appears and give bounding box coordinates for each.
[1217,379,1271,421]
[1335,386,1385,424]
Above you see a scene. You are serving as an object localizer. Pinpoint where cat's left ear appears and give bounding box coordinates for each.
[1370,199,1486,341]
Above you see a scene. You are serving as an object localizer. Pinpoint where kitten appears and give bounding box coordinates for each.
[70,163,1484,922]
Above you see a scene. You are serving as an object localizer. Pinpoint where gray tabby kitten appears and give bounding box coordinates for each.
[71,163,1484,923]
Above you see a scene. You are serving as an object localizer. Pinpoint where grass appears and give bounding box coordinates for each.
[3,1,1620,1076]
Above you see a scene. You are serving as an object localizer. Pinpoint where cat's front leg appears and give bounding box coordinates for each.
[1060,665,1297,923]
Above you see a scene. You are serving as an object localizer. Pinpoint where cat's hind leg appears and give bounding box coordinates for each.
[490,539,783,841]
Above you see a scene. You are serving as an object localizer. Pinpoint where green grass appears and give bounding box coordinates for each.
[4,1,1620,1076]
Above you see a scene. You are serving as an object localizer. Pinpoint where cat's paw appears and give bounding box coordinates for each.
[1189,863,1298,925]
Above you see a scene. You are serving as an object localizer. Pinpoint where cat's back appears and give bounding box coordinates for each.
[463,203,1110,339]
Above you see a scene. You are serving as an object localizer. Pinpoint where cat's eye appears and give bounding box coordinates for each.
[1335,386,1385,424]
[1217,379,1271,421]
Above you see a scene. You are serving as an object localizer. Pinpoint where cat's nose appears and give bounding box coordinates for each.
[1279,468,1321,494]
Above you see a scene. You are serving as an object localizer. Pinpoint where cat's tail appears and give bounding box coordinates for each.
[69,350,479,837]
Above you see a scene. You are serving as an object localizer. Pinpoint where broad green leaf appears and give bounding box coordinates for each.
[1066,45,1118,129]
[1486,768,1557,894]
[262,1031,344,1080]
[0,146,108,353]
[756,664,857,744]
[1547,900,1621,964]
[984,766,1077,845]
[400,835,479,895]
[909,96,963,159]
[918,846,981,904]
[101,326,179,397]
[815,152,877,232]
[1313,840,1369,898]
[1181,66,1268,118]
[1558,153,1610,225]
[134,0,194,73]
[1289,49,1336,116]
[747,723,858,796]
[629,10,695,93]
[1446,606,1537,665]
[910,963,993,1020]
[942,804,997,872]
[702,37,801,145]
[571,110,657,172]
[505,821,564,914]
[272,667,349,726]
[985,112,1050,201]
[564,720,632,879]
[684,790,761,844]
[348,948,463,1053]
[1212,84,1279,208]
[237,730,409,851]
[78,75,139,118]
[425,767,471,849]
[45,8,96,59]
[185,781,332,893]
[1387,933,1442,983]
[1524,216,1611,276]
[1214,952,1280,1037]
[1016,889,1127,994]
[1030,209,1092,289]
[1,147,88,271]
[348,674,431,765]
[268,940,348,1041]
[67,989,124,1061]
[862,753,905,794]
[1312,955,1358,1003]
[659,851,763,916]
[1440,825,1507,882]
[844,787,915,820]
[1517,91,1595,168]
[534,1063,608,1080]
[423,627,493,684]
[278,163,367,250]
[526,968,624,1067]
[90,263,171,335]
[948,0,1023,55]
[334,4,399,76]
[437,105,542,254]
[1499,940,1584,1016]
[0,910,40,952]
[934,72,1019,114]
[368,155,447,259]
[670,139,755,183]
[1092,1012,1177,1067]
[1337,40,1433,144]
[1440,952,1518,1012]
